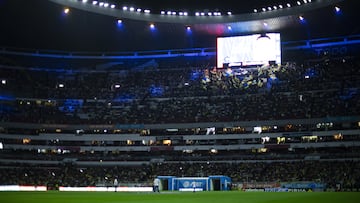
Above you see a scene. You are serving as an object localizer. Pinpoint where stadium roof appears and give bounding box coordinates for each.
[0,0,359,52]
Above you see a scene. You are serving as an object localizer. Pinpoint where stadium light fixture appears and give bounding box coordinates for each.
[63,8,70,14]
[92,1,98,5]
[116,19,123,28]
[299,15,305,23]
[335,6,341,13]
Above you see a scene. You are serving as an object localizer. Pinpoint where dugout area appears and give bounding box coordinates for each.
[157,176,231,191]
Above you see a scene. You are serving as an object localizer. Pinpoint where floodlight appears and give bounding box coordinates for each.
[63,8,70,14]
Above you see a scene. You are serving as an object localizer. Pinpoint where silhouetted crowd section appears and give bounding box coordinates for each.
[0,161,359,191]
[1,56,359,124]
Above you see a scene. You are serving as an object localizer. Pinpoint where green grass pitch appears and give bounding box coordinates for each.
[1,191,360,203]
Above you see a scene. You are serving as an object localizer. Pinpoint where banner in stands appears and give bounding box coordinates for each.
[281,182,326,190]
[243,182,280,189]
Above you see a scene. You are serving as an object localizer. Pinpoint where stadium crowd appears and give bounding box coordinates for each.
[1,56,359,124]
[1,53,360,192]
[0,160,359,191]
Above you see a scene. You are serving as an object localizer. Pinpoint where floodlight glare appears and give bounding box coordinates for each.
[335,6,341,13]
[63,8,70,14]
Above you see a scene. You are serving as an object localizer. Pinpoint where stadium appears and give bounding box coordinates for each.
[0,0,360,202]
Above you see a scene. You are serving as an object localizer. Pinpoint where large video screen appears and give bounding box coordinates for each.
[217,33,281,68]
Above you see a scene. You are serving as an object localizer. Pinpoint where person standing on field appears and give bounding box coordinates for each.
[153,178,160,192]
[114,178,118,192]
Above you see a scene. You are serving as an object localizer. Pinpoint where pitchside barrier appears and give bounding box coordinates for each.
[157,175,231,191]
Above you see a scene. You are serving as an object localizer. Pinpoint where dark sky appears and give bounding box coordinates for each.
[0,0,359,52]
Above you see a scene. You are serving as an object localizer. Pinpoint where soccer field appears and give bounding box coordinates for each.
[1,191,360,203]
